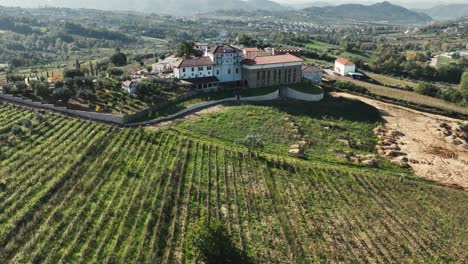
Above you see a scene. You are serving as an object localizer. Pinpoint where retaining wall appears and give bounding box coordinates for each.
[286,88,324,101]
[0,93,125,124]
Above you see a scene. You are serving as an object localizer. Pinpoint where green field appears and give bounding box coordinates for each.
[436,55,460,68]
[0,102,466,263]
[306,41,370,60]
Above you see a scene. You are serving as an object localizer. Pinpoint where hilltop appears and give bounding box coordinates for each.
[302,1,432,24]
[417,4,468,21]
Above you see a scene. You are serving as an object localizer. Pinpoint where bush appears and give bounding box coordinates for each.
[11,125,24,135]
[108,67,124,77]
[63,68,84,79]
[53,87,74,103]
[184,218,250,264]
[237,134,264,152]
[414,83,439,97]
[77,90,98,102]
[334,81,368,94]
[21,118,33,129]
[439,88,462,103]
[31,81,51,97]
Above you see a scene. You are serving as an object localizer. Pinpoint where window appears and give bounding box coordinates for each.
[235,68,239,74]
[293,68,297,82]
[207,66,212,70]
[228,69,231,74]
[217,70,220,75]
[183,68,186,72]
[278,70,281,83]
[198,66,203,71]
[273,70,277,82]
[257,71,260,81]
[192,68,194,72]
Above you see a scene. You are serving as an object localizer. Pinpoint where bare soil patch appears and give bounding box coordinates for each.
[333,92,468,190]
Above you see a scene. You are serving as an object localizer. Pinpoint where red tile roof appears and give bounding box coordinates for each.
[242,54,303,66]
[244,47,259,52]
[302,66,322,73]
[335,57,355,66]
[173,57,213,68]
[209,45,242,54]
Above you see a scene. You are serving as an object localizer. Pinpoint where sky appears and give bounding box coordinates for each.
[0,0,466,9]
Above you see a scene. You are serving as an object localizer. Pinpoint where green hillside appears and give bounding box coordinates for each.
[0,102,466,263]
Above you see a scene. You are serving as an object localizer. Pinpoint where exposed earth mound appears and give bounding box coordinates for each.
[333,93,468,190]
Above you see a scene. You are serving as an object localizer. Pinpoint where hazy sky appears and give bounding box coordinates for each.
[0,0,466,9]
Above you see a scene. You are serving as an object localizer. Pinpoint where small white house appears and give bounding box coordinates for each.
[122,80,138,94]
[334,57,356,76]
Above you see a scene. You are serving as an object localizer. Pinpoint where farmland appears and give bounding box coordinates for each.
[327,75,468,115]
[0,102,466,263]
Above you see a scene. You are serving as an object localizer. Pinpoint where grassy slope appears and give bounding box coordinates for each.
[175,98,406,172]
[0,102,466,263]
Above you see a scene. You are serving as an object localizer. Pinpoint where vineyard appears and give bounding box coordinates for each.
[0,102,466,263]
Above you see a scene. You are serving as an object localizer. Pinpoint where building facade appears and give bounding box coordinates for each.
[302,66,322,83]
[242,54,303,88]
[173,57,214,80]
[334,57,356,76]
[206,45,243,83]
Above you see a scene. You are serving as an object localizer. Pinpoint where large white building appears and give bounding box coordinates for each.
[172,45,304,89]
[334,57,356,76]
[173,57,213,80]
[206,45,243,83]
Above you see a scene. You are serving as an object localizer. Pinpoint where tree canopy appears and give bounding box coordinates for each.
[176,41,202,59]
[184,218,250,264]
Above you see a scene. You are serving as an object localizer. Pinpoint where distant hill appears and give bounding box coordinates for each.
[418,4,468,21]
[0,0,288,15]
[302,1,432,24]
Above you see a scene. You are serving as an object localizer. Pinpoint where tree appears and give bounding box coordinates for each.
[415,83,439,97]
[110,52,127,66]
[108,67,124,77]
[459,71,468,92]
[237,134,264,152]
[63,68,84,79]
[176,41,202,59]
[31,81,51,97]
[53,87,73,103]
[184,218,250,264]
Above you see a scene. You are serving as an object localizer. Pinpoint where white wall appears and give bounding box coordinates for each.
[334,62,355,76]
[176,65,213,79]
[286,88,324,102]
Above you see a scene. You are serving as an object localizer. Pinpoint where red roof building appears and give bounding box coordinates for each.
[173,57,213,68]
[335,57,355,66]
[242,54,303,66]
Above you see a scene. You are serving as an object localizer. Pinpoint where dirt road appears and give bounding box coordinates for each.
[333,92,468,189]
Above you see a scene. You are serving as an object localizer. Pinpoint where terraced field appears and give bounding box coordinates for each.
[0,103,466,263]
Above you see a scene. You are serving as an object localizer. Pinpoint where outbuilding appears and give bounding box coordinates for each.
[334,57,356,76]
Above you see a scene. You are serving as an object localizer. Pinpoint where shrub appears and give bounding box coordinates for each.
[21,118,33,129]
[63,68,84,79]
[439,88,462,103]
[108,67,124,77]
[31,81,51,97]
[237,134,264,152]
[184,218,250,264]
[11,125,24,135]
[53,87,74,103]
[414,83,439,97]
[334,81,368,94]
